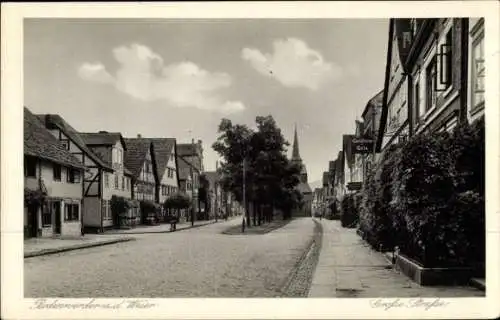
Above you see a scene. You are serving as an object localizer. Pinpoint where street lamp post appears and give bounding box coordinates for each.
[242,157,246,233]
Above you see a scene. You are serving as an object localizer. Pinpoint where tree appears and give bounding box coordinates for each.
[212,115,302,227]
[163,192,191,221]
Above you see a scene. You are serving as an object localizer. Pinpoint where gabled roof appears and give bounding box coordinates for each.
[342,134,355,169]
[80,132,133,176]
[322,171,329,186]
[329,159,337,183]
[148,138,176,179]
[80,132,127,149]
[361,90,384,119]
[328,160,336,172]
[335,151,344,185]
[24,107,84,169]
[37,114,113,171]
[297,182,312,194]
[123,138,153,179]
[177,156,193,181]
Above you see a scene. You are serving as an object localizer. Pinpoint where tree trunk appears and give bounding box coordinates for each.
[246,201,251,227]
[252,202,257,227]
[258,204,262,226]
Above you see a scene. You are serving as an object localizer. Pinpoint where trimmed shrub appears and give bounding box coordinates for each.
[139,200,158,224]
[341,192,360,228]
[110,195,131,226]
[359,118,484,269]
[359,144,401,251]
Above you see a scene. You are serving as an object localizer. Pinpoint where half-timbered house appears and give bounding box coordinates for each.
[36,114,118,233]
[24,107,85,238]
[124,137,158,224]
[80,132,136,229]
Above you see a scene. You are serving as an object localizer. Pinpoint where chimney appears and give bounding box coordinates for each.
[191,138,195,145]
[137,134,142,138]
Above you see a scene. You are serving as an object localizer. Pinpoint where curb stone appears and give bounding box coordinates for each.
[24,237,135,258]
[102,221,217,235]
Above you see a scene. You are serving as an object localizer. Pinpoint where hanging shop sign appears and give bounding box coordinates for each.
[351,138,374,154]
[347,182,363,191]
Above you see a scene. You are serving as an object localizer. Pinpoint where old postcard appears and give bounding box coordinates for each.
[1,1,499,319]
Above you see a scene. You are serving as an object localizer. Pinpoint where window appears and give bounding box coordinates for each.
[415,80,422,119]
[64,203,79,221]
[105,173,109,188]
[53,164,61,181]
[126,178,130,190]
[102,200,112,220]
[60,140,69,150]
[67,169,81,183]
[42,202,52,227]
[471,30,485,109]
[437,29,453,91]
[425,57,437,112]
[114,175,119,189]
[24,156,37,178]
[122,176,125,190]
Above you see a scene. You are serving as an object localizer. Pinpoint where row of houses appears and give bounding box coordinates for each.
[24,106,241,239]
[313,17,485,216]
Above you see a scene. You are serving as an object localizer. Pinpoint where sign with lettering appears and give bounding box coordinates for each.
[394,19,413,71]
[347,182,363,191]
[351,138,374,154]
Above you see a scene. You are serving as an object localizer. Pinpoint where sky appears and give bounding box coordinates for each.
[24,18,389,185]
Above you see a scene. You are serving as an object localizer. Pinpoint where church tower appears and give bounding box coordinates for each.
[291,124,308,184]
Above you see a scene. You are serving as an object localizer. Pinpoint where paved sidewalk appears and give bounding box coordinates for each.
[102,218,224,235]
[308,219,484,297]
[24,234,134,258]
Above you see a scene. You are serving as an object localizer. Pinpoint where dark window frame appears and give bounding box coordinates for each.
[24,156,37,178]
[53,164,62,181]
[64,203,79,221]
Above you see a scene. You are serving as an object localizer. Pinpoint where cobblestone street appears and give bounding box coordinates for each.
[24,218,315,297]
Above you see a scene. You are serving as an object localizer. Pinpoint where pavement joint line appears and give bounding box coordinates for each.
[24,237,135,259]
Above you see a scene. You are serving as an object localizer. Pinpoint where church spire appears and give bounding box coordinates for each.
[292,123,301,162]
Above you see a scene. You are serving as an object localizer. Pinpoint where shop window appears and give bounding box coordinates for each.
[65,203,79,221]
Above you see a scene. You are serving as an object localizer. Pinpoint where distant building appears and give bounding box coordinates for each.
[80,131,136,230]
[290,125,312,217]
[177,140,204,215]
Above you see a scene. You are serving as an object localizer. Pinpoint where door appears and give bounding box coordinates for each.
[53,201,61,234]
[26,205,38,238]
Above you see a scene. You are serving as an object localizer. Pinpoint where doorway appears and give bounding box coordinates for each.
[53,201,61,234]
[26,204,39,238]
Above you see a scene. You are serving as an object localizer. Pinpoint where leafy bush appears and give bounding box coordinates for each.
[359,118,484,269]
[340,193,360,228]
[139,200,159,224]
[359,144,401,251]
[110,195,131,226]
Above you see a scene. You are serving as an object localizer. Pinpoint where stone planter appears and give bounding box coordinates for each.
[394,252,474,286]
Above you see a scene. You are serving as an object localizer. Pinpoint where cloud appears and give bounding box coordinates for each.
[242,38,342,90]
[77,63,114,84]
[78,43,245,114]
